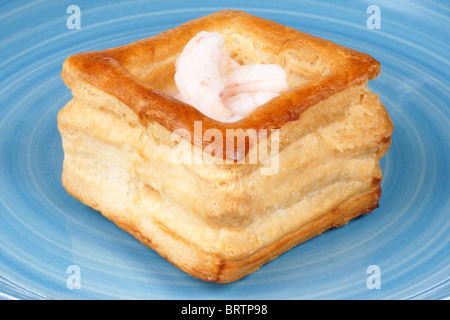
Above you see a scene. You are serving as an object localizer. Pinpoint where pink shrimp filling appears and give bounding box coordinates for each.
[174,31,289,122]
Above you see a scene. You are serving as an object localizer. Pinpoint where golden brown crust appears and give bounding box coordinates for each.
[58,10,393,283]
[61,10,381,161]
[63,171,382,283]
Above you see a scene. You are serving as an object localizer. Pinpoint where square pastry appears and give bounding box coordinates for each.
[57,10,393,282]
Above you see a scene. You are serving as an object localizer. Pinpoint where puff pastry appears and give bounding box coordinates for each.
[57,10,393,282]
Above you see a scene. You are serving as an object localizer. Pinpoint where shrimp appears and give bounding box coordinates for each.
[223,91,279,118]
[221,64,289,119]
[222,64,289,98]
[174,31,289,122]
[174,31,235,121]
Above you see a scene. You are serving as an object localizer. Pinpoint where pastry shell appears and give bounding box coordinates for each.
[58,10,393,282]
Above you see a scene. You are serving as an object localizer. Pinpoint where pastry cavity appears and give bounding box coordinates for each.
[174,31,289,122]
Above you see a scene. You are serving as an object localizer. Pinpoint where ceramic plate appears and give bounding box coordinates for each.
[0,0,449,299]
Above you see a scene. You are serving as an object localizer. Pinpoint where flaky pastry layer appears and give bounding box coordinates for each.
[58,10,393,282]
[61,10,382,161]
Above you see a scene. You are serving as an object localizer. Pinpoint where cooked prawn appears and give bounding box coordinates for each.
[174,31,289,122]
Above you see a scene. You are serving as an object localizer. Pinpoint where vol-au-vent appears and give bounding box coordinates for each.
[57,10,393,282]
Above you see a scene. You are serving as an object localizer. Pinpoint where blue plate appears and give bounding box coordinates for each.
[0,0,449,300]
